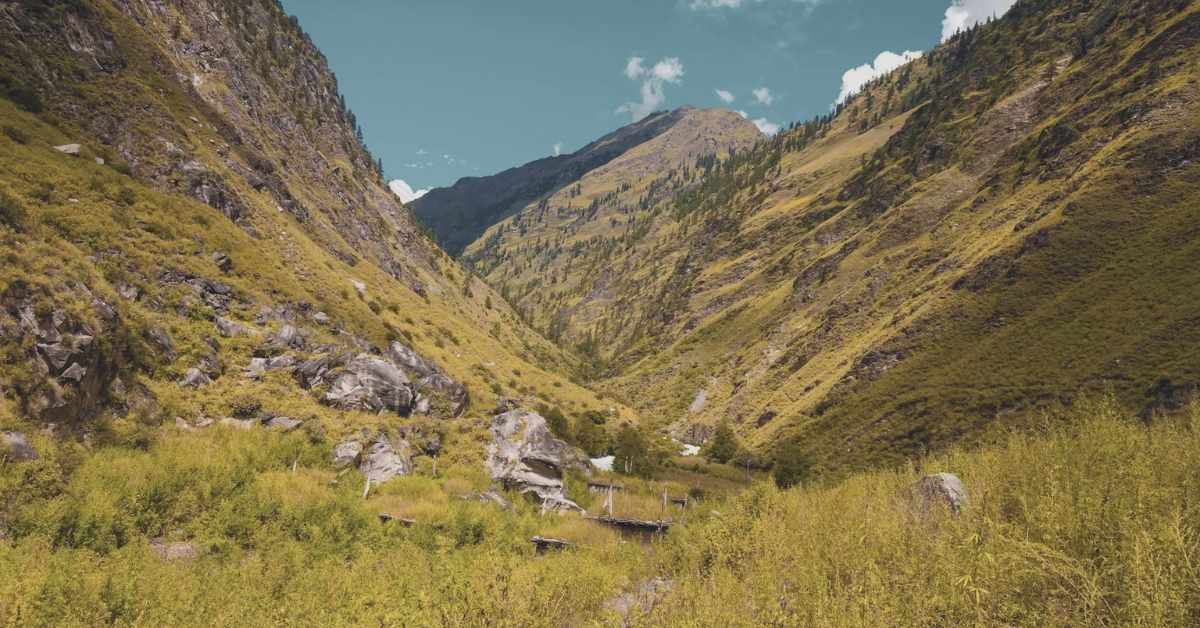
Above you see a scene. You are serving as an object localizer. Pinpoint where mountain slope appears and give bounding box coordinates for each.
[0,0,635,447]
[464,0,1200,474]
[412,106,762,256]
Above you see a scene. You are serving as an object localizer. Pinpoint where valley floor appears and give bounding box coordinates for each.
[3,397,1197,626]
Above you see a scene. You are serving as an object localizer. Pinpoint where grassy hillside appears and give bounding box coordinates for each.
[0,0,635,441]
[2,398,1196,625]
[459,0,1200,475]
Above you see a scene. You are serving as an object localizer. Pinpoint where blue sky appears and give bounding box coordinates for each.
[281,0,1016,195]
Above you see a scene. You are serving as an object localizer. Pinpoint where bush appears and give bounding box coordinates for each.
[2,126,28,144]
[703,421,739,464]
[0,190,27,230]
[771,440,810,489]
[0,77,44,113]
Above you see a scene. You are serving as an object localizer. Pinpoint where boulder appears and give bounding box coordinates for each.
[323,354,414,415]
[54,143,82,156]
[332,439,362,469]
[358,433,413,484]
[211,252,233,273]
[485,409,590,511]
[265,416,302,432]
[909,473,969,515]
[215,317,257,338]
[243,357,267,379]
[145,327,176,361]
[179,368,212,389]
[1,432,37,462]
[313,311,331,326]
[293,352,347,389]
[257,324,305,356]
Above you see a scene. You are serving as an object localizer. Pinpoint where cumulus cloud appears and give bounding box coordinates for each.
[752,87,775,106]
[388,179,430,204]
[751,117,781,135]
[715,88,736,104]
[553,142,564,156]
[835,50,922,105]
[617,56,685,122]
[941,0,1017,41]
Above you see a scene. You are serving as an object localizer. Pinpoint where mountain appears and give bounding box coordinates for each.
[459,0,1200,474]
[411,106,763,255]
[0,0,634,442]
[3,0,1200,624]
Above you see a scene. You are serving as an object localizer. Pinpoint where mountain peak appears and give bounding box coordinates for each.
[411,106,762,254]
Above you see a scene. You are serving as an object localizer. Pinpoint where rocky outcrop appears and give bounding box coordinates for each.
[486,409,590,512]
[909,473,969,515]
[323,354,414,415]
[2,289,127,423]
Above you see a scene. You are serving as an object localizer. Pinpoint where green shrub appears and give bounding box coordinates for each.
[0,77,44,113]
[0,190,27,230]
[2,126,28,144]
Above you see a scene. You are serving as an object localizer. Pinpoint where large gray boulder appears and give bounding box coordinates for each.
[909,473,969,515]
[323,354,414,415]
[257,324,305,356]
[1,432,37,462]
[359,434,413,484]
[486,409,590,511]
[332,439,362,469]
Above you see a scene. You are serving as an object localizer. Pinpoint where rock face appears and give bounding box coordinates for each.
[358,434,412,484]
[4,292,126,423]
[1,432,37,461]
[323,354,414,415]
[486,409,590,511]
[909,473,969,515]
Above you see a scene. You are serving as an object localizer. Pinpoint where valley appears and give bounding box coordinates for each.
[1,0,1199,625]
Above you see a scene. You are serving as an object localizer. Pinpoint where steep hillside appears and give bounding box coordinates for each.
[0,0,637,457]
[459,107,763,345]
[413,107,762,256]
[465,0,1200,474]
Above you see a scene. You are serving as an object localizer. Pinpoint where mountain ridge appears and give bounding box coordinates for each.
[412,106,763,255]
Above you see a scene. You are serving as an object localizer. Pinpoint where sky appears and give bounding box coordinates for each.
[281,0,1017,197]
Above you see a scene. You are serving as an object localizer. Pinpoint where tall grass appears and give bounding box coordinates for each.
[639,399,1200,626]
[2,399,1198,626]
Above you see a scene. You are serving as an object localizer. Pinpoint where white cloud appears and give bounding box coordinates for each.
[835,50,922,105]
[735,109,779,135]
[751,117,780,135]
[553,142,564,156]
[715,88,736,104]
[941,0,1017,41]
[617,56,685,122]
[752,87,775,106]
[624,56,646,80]
[388,179,430,204]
